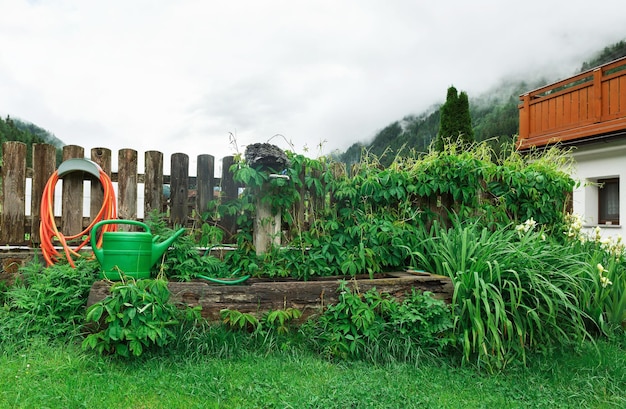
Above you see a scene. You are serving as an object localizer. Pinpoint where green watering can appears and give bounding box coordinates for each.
[91,220,186,280]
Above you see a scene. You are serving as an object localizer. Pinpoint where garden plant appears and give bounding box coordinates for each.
[1,141,626,406]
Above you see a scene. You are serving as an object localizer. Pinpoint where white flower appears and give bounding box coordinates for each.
[525,218,537,229]
[516,218,537,234]
[600,275,613,288]
[597,263,606,274]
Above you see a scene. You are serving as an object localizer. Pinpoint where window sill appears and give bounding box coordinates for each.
[583,224,622,228]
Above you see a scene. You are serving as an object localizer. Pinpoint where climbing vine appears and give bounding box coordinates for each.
[204,142,575,279]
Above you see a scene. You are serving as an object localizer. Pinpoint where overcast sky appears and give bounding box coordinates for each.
[1,0,625,173]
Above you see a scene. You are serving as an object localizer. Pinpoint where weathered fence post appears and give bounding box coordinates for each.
[196,154,215,217]
[0,141,26,244]
[31,143,57,245]
[144,151,164,217]
[61,145,85,236]
[170,153,189,226]
[90,148,112,220]
[220,156,238,242]
[118,149,138,230]
[244,143,290,255]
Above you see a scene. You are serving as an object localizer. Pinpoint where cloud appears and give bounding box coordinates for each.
[1,0,625,171]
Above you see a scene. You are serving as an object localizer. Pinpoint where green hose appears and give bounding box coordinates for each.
[196,273,251,285]
[199,246,251,285]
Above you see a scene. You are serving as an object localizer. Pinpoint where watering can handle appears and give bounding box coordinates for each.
[90,220,151,249]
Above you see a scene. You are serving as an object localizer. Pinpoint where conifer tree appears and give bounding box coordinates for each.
[434,86,474,150]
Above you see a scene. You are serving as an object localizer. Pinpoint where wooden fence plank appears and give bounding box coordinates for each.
[0,142,26,244]
[563,93,572,125]
[608,76,620,117]
[571,91,581,124]
[31,143,57,244]
[548,98,556,129]
[554,95,564,129]
[617,77,626,114]
[170,153,189,226]
[61,145,84,237]
[118,149,138,230]
[196,154,214,218]
[90,147,112,220]
[144,150,163,217]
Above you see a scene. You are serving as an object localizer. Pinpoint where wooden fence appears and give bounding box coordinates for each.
[1,141,443,250]
[0,142,243,246]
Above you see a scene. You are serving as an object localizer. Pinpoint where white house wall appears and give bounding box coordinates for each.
[570,137,626,239]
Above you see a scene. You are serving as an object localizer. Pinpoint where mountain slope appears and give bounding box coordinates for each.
[337,39,626,167]
[13,118,65,149]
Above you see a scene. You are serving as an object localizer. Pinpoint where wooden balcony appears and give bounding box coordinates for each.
[517,57,626,150]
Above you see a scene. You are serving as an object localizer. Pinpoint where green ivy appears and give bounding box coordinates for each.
[204,142,575,280]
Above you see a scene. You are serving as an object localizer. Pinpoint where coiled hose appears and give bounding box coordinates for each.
[40,162,117,267]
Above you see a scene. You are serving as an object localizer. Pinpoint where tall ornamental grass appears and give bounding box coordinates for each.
[412,218,593,370]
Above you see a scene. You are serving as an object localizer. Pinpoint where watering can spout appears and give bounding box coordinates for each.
[151,227,186,266]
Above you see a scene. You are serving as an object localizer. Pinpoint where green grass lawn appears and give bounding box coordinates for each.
[1,338,625,409]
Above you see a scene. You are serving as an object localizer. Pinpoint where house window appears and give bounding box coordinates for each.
[598,178,619,225]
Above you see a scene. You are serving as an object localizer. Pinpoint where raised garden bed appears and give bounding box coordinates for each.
[88,271,453,321]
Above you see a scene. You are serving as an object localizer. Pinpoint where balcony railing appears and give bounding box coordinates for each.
[518,57,626,149]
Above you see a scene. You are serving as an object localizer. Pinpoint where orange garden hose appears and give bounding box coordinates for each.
[40,162,117,267]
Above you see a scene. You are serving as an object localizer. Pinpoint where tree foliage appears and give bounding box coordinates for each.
[0,116,44,167]
[434,86,474,151]
[0,116,63,166]
[579,40,626,72]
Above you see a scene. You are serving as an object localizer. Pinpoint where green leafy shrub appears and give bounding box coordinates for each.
[304,282,388,360]
[220,309,261,333]
[82,277,199,357]
[487,146,575,231]
[0,258,97,344]
[303,282,453,362]
[144,210,235,281]
[388,289,453,352]
[263,308,303,335]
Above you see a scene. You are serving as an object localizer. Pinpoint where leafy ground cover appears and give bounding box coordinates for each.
[1,337,625,408]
